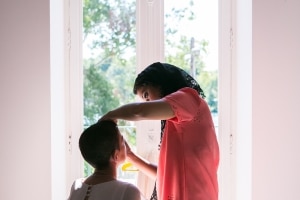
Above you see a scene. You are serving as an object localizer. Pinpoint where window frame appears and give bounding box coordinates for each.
[64,0,235,199]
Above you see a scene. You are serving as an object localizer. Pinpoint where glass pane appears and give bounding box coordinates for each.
[82,0,137,184]
[164,0,219,133]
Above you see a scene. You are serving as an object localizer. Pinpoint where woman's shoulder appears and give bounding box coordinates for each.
[178,87,200,95]
[164,87,202,102]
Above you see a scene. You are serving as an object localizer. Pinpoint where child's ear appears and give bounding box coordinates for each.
[112,149,120,161]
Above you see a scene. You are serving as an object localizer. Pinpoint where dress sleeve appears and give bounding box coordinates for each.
[163,87,202,122]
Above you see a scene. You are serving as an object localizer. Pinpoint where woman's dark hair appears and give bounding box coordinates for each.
[133,62,205,98]
[79,120,119,170]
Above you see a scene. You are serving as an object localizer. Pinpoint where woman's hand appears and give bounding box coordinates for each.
[98,111,117,123]
[124,140,157,180]
[125,140,135,159]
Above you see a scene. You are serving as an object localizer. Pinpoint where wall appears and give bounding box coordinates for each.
[252,0,300,199]
[0,0,52,199]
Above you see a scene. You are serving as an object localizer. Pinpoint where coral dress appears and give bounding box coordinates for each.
[157,87,219,200]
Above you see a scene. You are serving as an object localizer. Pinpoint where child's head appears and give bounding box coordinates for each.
[79,120,126,170]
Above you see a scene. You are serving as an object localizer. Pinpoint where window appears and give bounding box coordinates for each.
[82,0,137,184]
[66,0,233,199]
[164,0,219,129]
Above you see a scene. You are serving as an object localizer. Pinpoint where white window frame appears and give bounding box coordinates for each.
[135,1,164,197]
[63,0,84,191]
[50,0,84,199]
[218,0,235,199]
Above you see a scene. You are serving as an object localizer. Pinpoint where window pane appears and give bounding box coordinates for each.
[164,0,219,132]
[82,0,137,183]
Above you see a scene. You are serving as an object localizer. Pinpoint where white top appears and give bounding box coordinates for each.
[68,179,141,200]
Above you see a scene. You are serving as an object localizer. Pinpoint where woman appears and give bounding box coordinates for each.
[100,62,219,200]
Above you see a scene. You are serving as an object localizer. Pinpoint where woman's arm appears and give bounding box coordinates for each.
[99,99,175,122]
[125,142,157,180]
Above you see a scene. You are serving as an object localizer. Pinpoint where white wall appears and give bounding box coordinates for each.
[0,1,82,199]
[0,0,52,199]
[252,0,300,199]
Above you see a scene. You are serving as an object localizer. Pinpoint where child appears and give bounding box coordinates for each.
[68,120,141,200]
